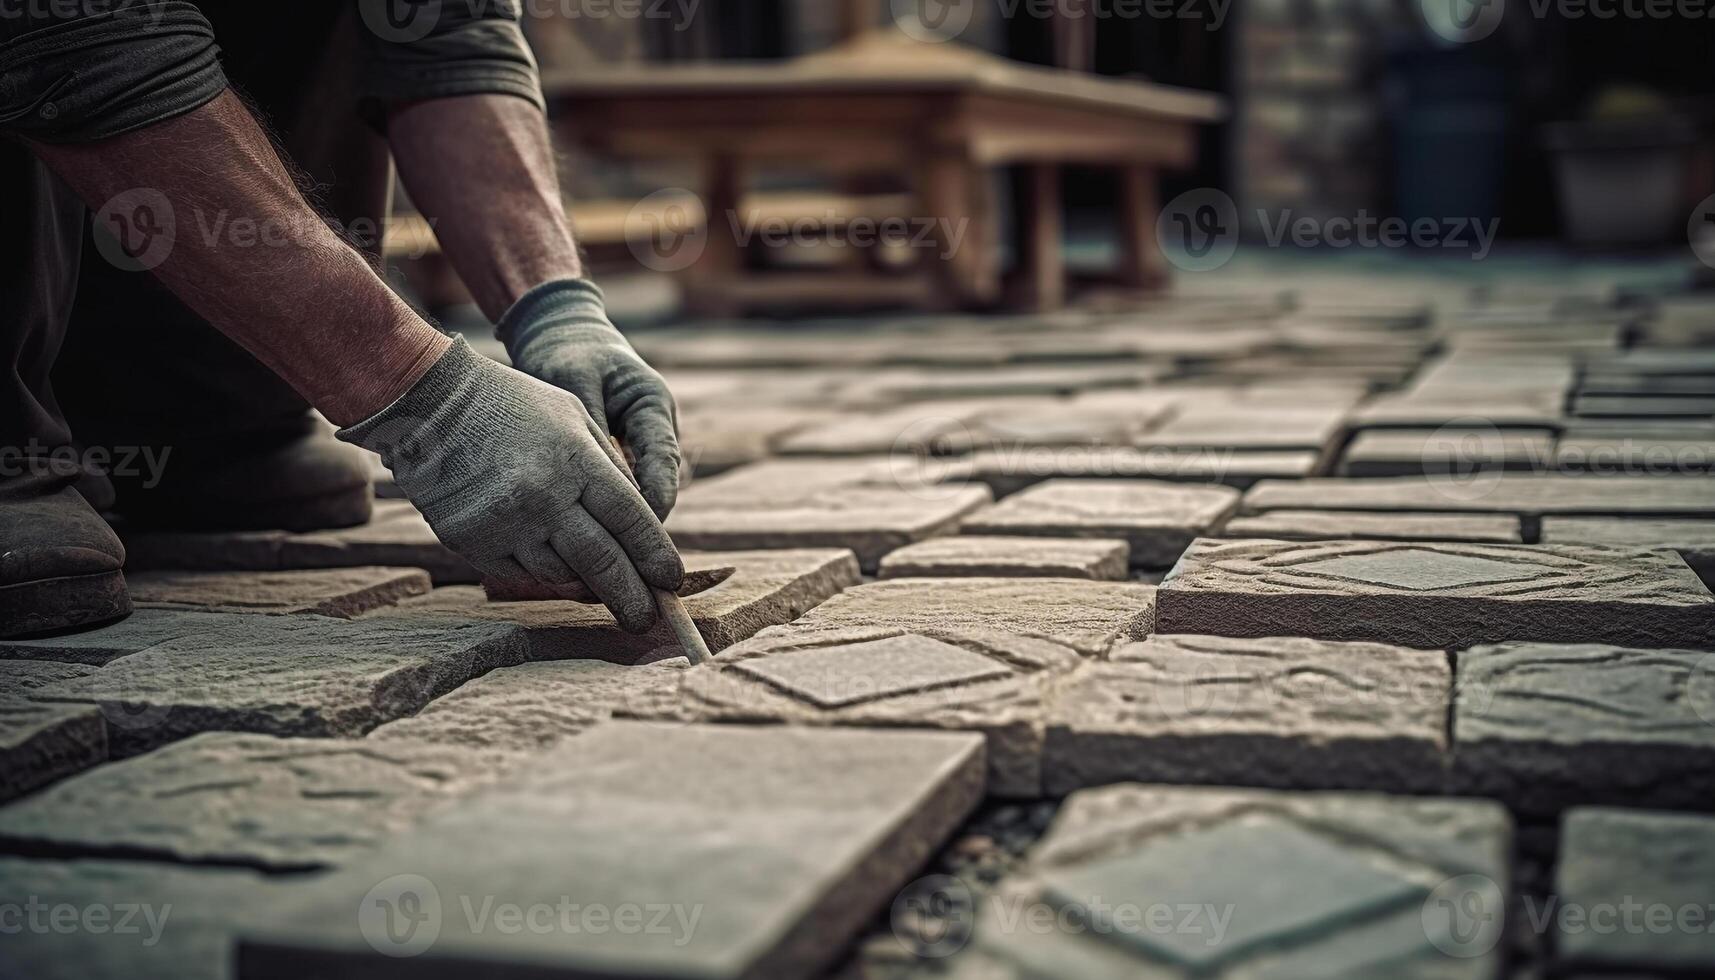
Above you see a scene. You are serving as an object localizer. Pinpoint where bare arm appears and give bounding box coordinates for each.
[31,90,450,426]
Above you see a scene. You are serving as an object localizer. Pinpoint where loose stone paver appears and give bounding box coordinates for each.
[1157,538,1715,649]
[1337,428,1556,477]
[1243,474,1715,518]
[0,661,105,802]
[957,784,1511,979]
[962,446,1318,496]
[0,857,284,980]
[1554,807,1715,974]
[125,566,430,617]
[23,615,525,754]
[1451,643,1715,816]
[786,577,1156,657]
[1042,634,1451,795]
[961,479,1240,568]
[620,626,1082,796]
[1540,516,1715,585]
[878,535,1130,580]
[0,733,497,870]
[239,723,985,980]
[1140,404,1350,453]
[370,548,859,663]
[1221,509,1524,544]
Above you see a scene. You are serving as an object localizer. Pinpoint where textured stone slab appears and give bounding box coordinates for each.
[0,733,496,870]
[1555,808,1715,974]
[1042,634,1450,795]
[1351,391,1566,429]
[958,784,1511,979]
[878,535,1130,580]
[126,566,430,617]
[0,661,105,803]
[1540,516,1715,585]
[1221,509,1524,544]
[1243,474,1715,518]
[787,577,1156,657]
[1554,430,1715,472]
[621,626,1081,796]
[24,614,525,754]
[1573,394,1715,418]
[1139,405,1350,453]
[1158,538,1715,649]
[0,858,283,980]
[240,723,985,980]
[1452,643,1715,816]
[1337,428,1555,477]
[961,479,1239,568]
[371,549,859,664]
[676,404,838,475]
[962,446,1317,496]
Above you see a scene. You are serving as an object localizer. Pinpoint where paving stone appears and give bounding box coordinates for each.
[1554,807,1715,975]
[1156,538,1715,649]
[23,614,525,754]
[1573,394,1715,419]
[962,446,1318,496]
[1350,391,1567,430]
[0,661,105,803]
[676,404,838,475]
[1540,516,1715,586]
[787,577,1156,658]
[0,733,498,870]
[1451,643,1715,816]
[0,858,284,980]
[239,723,985,980]
[1553,424,1715,472]
[774,401,987,456]
[1042,634,1450,796]
[1139,404,1350,453]
[620,626,1081,796]
[878,535,1130,580]
[370,548,859,664]
[960,479,1240,568]
[1243,474,1715,518]
[957,783,1511,979]
[1221,509,1524,544]
[0,608,259,666]
[125,566,430,617]
[1338,428,1556,477]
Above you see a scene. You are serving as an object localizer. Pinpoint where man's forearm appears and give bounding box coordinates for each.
[388,94,583,321]
[31,90,450,426]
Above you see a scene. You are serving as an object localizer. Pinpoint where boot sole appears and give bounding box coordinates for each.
[0,570,132,639]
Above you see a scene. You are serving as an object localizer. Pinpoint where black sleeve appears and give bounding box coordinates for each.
[0,1,228,143]
[358,0,545,126]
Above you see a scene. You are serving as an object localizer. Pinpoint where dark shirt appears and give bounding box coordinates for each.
[0,0,543,143]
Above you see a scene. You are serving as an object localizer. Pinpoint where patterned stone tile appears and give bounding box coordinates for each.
[239,724,985,980]
[0,733,498,870]
[1555,807,1715,974]
[1156,538,1715,649]
[1042,634,1450,795]
[962,446,1318,497]
[0,661,105,803]
[619,626,1082,796]
[785,577,1156,658]
[878,535,1130,580]
[369,549,860,664]
[125,566,430,618]
[1242,474,1715,518]
[1221,509,1524,544]
[1337,428,1556,477]
[24,615,525,754]
[956,784,1511,979]
[1452,643,1715,816]
[1539,516,1715,586]
[961,480,1240,568]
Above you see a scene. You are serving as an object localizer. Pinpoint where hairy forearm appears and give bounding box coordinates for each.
[388,94,583,321]
[31,90,450,426]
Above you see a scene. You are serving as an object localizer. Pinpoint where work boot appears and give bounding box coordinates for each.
[0,476,131,639]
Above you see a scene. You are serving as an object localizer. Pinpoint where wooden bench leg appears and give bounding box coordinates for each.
[1018,163,1065,311]
[919,151,998,310]
[1117,164,1170,290]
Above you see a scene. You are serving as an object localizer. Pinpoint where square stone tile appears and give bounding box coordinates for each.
[239,724,985,980]
[963,446,1318,497]
[1337,428,1556,477]
[1242,474,1715,518]
[731,635,1011,707]
[1555,807,1715,975]
[957,784,1511,979]
[1540,516,1715,586]
[878,536,1130,580]
[1157,538,1715,649]
[1042,634,1450,795]
[369,549,860,664]
[960,479,1240,568]
[125,566,430,617]
[1221,509,1524,544]
[1452,643,1715,816]
[0,661,105,803]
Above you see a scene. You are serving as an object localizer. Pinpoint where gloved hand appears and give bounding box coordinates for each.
[497,279,682,520]
[338,337,683,633]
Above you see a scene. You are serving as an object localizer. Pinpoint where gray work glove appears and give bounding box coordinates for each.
[497,279,682,520]
[338,337,683,633]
